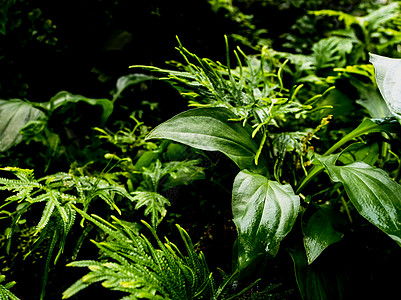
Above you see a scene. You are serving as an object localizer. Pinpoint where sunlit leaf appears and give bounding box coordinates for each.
[232,170,300,271]
[146,107,268,174]
[370,53,401,122]
[132,191,170,228]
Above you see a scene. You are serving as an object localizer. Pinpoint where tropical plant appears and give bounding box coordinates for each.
[1,1,401,299]
[135,39,401,297]
[0,90,113,172]
[309,2,401,62]
[276,1,401,90]
[63,209,258,300]
[0,166,137,299]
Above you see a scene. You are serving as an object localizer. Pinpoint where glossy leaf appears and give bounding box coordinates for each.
[302,203,344,264]
[370,53,401,122]
[146,107,268,174]
[356,85,393,119]
[0,99,45,152]
[232,170,300,271]
[317,156,401,246]
[324,117,400,156]
[338,142,379,166]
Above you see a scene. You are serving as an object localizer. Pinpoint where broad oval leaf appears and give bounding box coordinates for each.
[302,203,344,264]
[49,91,114,123]
[232,170,300,271]
[146,107,268,174]
[0,99,45,152]
[317,156,401,246]
[370,53,401,122]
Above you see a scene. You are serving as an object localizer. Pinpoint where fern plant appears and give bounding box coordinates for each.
[100,144,205,228]
[0,275,19,300]
[63,208,257,300]
[0,166,134,299]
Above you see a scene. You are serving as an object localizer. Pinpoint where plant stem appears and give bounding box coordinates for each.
[341,196,353,224]
[295,165,324,194]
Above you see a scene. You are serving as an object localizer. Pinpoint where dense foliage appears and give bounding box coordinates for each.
[1,1,401,299]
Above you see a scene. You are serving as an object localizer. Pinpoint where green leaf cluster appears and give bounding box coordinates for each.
[140,36,401,296]
[0,166,134,299]
[63,210,255,300]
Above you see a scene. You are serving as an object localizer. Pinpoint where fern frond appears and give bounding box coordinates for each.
[35,192,56,234]
[0,275,20,300]
[40,229,59,300]
[62,278,91,299]
[64,216,220,300]
[0,167,138,299]
[132,191,170,228]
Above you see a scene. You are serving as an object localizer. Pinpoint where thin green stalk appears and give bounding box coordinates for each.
[295,165,325,194]
[340,196,353,224]
[277,59,289,93]
[254,132,267,166]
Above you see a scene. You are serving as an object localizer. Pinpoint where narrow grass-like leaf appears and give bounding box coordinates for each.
[323,117,400,156]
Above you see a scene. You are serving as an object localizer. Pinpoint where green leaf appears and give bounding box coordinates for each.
[132,191,170,228]
[161,160,205,190]
[324,117,400,156]
[232,170,300,271]
[49,91,113,123]
[370,53,401,122]
[351,77,394,119]
[290,246,346,300]
[35,191,56,234]
[338,142,379,166]
[146,107,268,174]
[113,74,155,102]
[309,10,358,30]
[317,156,401,246]
[302,203,344,264]
[364,2,400,31]
[0,99,45,151]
